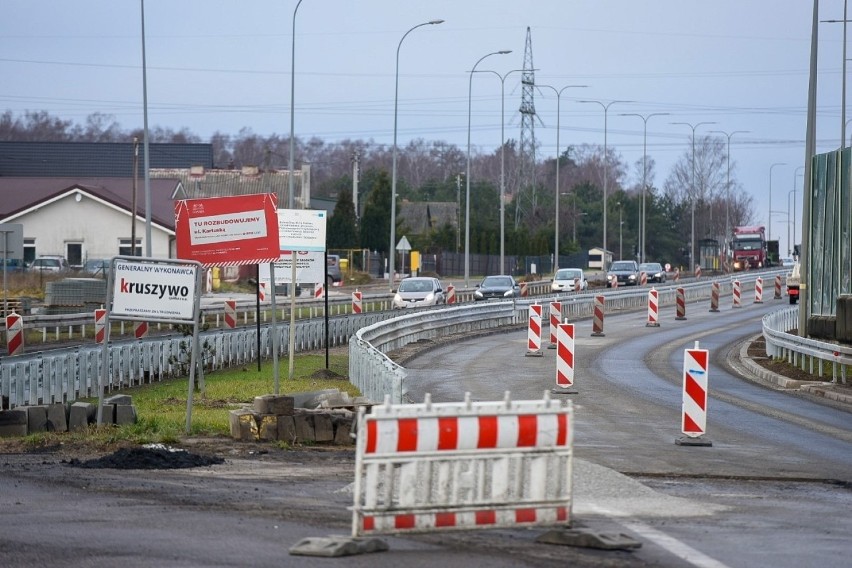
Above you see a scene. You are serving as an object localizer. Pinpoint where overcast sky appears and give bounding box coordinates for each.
[1,1,846,256]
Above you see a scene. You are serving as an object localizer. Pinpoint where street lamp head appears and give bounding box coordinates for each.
[428,19,444,25]
[497,50,512,55]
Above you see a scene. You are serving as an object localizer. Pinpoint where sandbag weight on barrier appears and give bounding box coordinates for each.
[134,321,149,339]
[554,322,577,393]
[352,289,363,314]
[526,304,543,356]
[520,282,529,297]
[646,288,660,327]
[314,282,324,300]
[548,301,561,348]
[640,271,648,287]
[774,275,783,300]
[732,280,742,308]
[95,308,107,344]
[676,341,712,446]
[694,264,702,279]
[591,295,605,337]
[446,284,456,304]
[754,277,763,304]
[709,281,720,312]
[675,287,687,320]
[224,299,237,329]
[5,312,23,356]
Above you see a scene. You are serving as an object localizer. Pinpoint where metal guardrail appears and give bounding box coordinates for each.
[763,306,851,383]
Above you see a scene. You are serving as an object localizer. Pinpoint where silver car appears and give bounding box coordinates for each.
[392,277,445,309]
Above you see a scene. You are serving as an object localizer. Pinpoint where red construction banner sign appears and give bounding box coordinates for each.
[174,193,280,267]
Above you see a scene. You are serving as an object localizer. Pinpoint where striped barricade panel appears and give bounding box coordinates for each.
[352,394,573,536]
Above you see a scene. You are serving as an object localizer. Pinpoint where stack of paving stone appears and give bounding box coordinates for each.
[0,395,138,436]
[229,389,370,445]
[43,277,107,315]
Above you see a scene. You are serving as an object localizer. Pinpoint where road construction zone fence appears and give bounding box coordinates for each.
[352,392,573,536]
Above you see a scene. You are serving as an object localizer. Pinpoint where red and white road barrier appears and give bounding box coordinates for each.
[258,282,266,302]
[675,287,687,320]
[446,284,456,304]
[574,278,582,293]
[520,282,529,297]
[314,282,325,300]
[548,301,561,348]
[732,280,742,308]
[95,308,107,344]
[774,275,783,300]
[694,265,702,279]
[554,322,576,392]
[591,295,605,337]
[134,321,148,339]
[5,312,23,356]
[224,299,237,329]
[352,289,363,314]
[640,271,648,287]
[754,277,764,304]
[677,341,711,446]
[674,268,680,282]
[611,278,618,290]
[709,281,720,312]
[526,304,543,356]
[646,288,660,327]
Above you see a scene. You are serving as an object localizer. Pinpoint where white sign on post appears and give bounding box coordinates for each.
[111,260,198,320]
[277,209,327,252]
[259,251,325,284]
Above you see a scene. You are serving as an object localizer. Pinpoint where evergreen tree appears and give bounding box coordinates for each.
[359,169,393,254]
[327,188,358,249]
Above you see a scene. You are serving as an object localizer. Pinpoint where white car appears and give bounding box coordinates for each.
[551,268,588,292]
[781,257,796,268]
[392,277,445,309]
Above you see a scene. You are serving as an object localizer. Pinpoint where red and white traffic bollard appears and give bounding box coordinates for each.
[526,304,543,357]
[314,282,325,300]
[95,308,107,344]
[224,299,237,329]
[709,281,720,313]
[548,301,561,349]
[674,268,680,282]
[676,341,712,446]
[134,321,148,339]
[675,287,687,320]
[553,322,577,394]
[520,282,529,297]
[5,312,23,356]
[352,289,363,314]
[694,264,702,279]
[258,282,267,302]
[754,277,764,304]
[646,288,660,327]
[774,274,783,300]
[591,295,606,337]
[446,284,456,304]
[640,271,648,287]
[574,278,582,293]
[732,280,742,308]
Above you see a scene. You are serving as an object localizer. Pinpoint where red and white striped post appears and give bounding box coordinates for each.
[446,284,456,305]
[5,312,23,356]
[94,308,107,344]
[526,304,543,357]
[553,322,577,394]
[591,295,605,337]
[352,289,363,314]
[640,271,648,287]
[134,321,148,339]
[732,280,742,308]
[709,281,720,313]
[258,282,267,302]
[574,278,581,293]
[674,268,680,282]
[611,277,618,290]
[676,341,712,446]
[314,282,325,300]
[224,299,237,329]
[520,282,529,297]
[675,287,687,320]
[774,275,783,300]
[754,277,764,304]
[694,264,702,279]
[646,287,660,327]
[548,301,561,349]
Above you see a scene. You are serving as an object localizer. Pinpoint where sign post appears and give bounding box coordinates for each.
[395,235,411,282]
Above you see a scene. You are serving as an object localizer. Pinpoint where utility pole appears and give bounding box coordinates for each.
[131,137,139,256]
[456,173,462,253]
[351,151,360,225]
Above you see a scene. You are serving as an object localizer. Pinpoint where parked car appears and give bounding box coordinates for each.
[392,277,445,309]
[1,258,26,273]
[606,260,640,287]
[30,255,70,273]
[474,275,520,301]
[327,254,342,286]
[638,262,667,284]
[551,268,588,292]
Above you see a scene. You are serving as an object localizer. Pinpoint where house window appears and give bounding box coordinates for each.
[66,242,83,267]
[119,238,142,257]
[23,239,36,264]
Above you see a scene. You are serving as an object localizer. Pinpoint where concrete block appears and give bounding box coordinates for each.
[277,415,297,443]
[293,414,315,442]
[25,406,48,434]
[312,414,334,442]
[69,402,95,432]
[100,404,116,424]
[0,408,28,437]
[257,414,278,441]
[332,415,355,445]
[46,403,67,432]
[317,392,353,409]
[104,395,133,406]
[293,389,341,409]
[229,409,257,441]
[253,394,294,416]
[115,405,137,425]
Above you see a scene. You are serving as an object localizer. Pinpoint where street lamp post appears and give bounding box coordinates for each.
[465,50,511,288]
[709,129,748,262]
[768,162,786,243]
[389,19,444,291]
[620,112,669,263]
[539,84,587,273]
[579,100,631,266]
[671,121,716,272]
[790,166,805,256]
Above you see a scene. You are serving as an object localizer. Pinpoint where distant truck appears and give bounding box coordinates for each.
[731,225,767,270]
[766,239,780,267]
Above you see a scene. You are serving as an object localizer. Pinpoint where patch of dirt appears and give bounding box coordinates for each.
[308,368,346,380]
[746,331,842,384]
[65,445,225,470]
